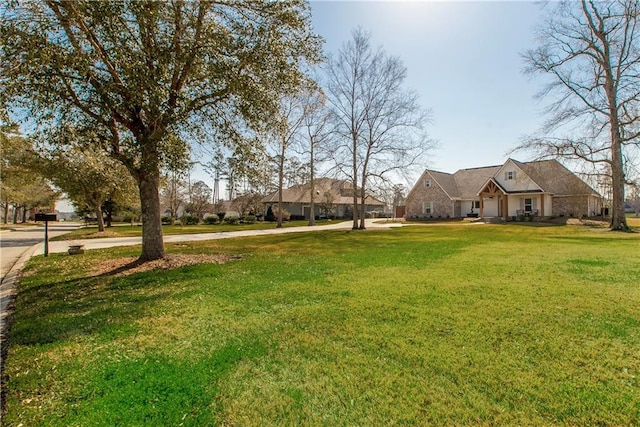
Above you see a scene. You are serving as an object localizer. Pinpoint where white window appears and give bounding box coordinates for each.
[505,171,515,180]
[424,179,432,188]
[473,201,480,209]
[423,201,433,214]
[524,197,532,212]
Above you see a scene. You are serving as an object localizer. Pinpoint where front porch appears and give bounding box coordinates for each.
[477,179,548,220]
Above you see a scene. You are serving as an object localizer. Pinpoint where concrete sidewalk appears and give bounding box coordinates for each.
[41,219,404,254]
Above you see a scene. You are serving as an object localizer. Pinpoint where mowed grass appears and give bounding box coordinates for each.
[50,219,342,241]
[4,224,640,425]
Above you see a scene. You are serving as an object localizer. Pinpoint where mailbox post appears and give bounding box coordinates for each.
[35,213,58,257]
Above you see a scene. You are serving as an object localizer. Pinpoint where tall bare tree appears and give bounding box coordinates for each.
[520,0,640,231]
[1,0,321,259]
[324,28,433,229]
[300,85,329,226]
[160,135,191,225]
[268,94,306,228]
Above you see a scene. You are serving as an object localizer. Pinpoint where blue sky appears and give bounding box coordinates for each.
[309,0,547,177]
[61,1,550,211]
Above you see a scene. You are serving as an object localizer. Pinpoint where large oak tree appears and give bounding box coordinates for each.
[520,0,640,231]
[1,0,321,259]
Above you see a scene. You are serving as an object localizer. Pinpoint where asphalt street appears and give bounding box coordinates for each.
[0,222,81,282]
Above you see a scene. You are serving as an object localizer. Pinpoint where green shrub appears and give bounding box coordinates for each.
[245,215,256,224]
[181,215,200,225]
[265,206,275,222]
[224,216,240,225]
[161,216,173,225]
[203,216,218,225]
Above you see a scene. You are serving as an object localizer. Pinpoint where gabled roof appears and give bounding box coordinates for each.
[452,165,502,199]
[261,178,385,206]
[512,159,600,196]
[412,165,501,199]
[412,159,600,200]
[476,177,509,196]
[427,170,458,199]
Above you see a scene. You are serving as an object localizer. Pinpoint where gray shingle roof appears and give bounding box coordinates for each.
[261,178,385,206]
[421,159,599,200]
[513,159,600,196]
[452,166,502,199]
[427,170,458,198]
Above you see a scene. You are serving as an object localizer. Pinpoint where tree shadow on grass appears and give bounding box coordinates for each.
[94,258,150,278]
[10,266,182,347]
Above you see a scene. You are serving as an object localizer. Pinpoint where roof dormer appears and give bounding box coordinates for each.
[494,159,542,192]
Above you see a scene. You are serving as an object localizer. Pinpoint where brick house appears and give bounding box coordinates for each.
[261,178,385,220]
[405,159,603,220]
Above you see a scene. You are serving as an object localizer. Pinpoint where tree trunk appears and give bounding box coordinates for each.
[277,141,285,229]
[308,140,315,226]
[12,204,18,223]
[609,138,628,231]
[2,202,8,224]
[601,47,629,231]
[20,205,26,223]
[352,136,359,230]
[105,202,113,228]
[138,173,165,260]
[358,166,368,229]
[95,205,105,232]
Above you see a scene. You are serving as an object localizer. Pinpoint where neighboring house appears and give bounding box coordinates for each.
[261,178,385,220]
[405,159,603,220]
[625,199,639,214]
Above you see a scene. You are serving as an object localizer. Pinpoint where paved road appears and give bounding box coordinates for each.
[0,222,82,282]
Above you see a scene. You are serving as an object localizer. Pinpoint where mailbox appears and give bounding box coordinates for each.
[35,213,57,222]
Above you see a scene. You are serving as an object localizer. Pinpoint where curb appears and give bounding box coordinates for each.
[0,243,40,420]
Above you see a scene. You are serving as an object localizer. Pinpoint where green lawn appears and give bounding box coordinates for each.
[50,219,342,241]
[4,224,640,425]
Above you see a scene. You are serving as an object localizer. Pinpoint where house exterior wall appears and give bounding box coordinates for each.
[545,194,553,216]
[454,201,463,217]
[507,195,539,216]
[503,194,554,217]
[405,180,455,219]
[589,195,603,216]
[551,195,592,217]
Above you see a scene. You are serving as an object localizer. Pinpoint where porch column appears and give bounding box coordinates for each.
[540,195,545,217]
[479,192,484,218]
[503,196,509,219]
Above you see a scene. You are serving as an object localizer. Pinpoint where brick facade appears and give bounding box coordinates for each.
[552,195,595,218]
[405,177,455,219]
